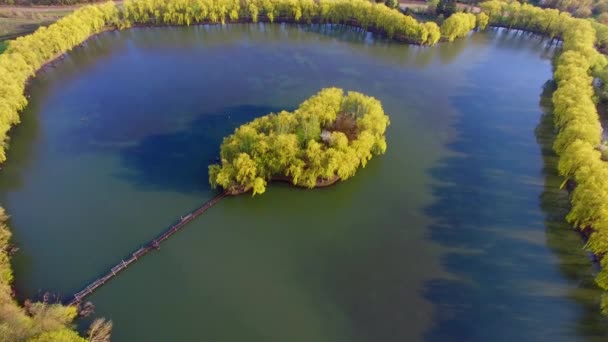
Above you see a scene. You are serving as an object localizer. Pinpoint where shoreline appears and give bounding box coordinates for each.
[27,18,421,81]
[225,175,341,195]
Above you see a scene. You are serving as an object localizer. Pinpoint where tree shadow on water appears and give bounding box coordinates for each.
[422,81,608,341]
[115,105,284,194]
[533,83,608,338]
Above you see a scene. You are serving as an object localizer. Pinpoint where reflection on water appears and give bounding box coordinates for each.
[0,24,605,341]
[423,41,607,340]
[535,82,608,339]
[117,105,283,193]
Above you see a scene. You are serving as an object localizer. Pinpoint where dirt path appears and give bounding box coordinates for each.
[0,1,123,41]
[0,1,123,12]
[400,0,428,9]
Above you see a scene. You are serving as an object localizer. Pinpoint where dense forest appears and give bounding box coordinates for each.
[2,0,608,340]
[209,88,390,195]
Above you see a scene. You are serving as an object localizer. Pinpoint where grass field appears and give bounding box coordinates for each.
[0,6,74,41]
[0,2,122,41]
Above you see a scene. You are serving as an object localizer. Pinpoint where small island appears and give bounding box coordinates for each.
[209,88,390,195]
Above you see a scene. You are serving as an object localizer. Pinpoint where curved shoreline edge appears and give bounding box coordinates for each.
[209,88,389,196]
[479,1,608,312]
[1,0,608,339]
[225,175,341,195]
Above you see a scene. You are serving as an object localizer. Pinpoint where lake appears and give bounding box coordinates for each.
[1,23,607,341]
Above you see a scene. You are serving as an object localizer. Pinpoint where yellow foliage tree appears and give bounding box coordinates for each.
[209,88,390,195]
[479,0,608,315]
[440,13,477,42]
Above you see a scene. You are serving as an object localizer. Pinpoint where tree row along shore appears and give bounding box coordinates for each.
[1,0,608,340]
[479,1,608,313]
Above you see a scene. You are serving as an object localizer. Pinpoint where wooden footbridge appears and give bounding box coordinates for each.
[67,192,227,306]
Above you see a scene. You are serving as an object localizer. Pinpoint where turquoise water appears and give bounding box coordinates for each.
[1,24,606,341]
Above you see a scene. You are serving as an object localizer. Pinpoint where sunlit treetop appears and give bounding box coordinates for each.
[208,88,390,195]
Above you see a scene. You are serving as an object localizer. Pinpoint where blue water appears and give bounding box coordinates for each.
[0,24,606,341]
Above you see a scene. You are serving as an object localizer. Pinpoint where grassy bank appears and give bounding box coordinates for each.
[0,6,74,40]
[1,2,608,341]
[0,1,447,340]
[0,1,122,40]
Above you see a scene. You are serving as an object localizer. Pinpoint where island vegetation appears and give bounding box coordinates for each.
[208,88,390,195]
[0,2,441,340]
[3,0,608,339]
[0,0,466,163]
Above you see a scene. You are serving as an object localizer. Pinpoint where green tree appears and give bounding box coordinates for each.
[476,12,489,29]
[476,0,608,315]
[385,0,399,9]
[208,88,390,195]
[440,12,477,41]
[436,0,458,17]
